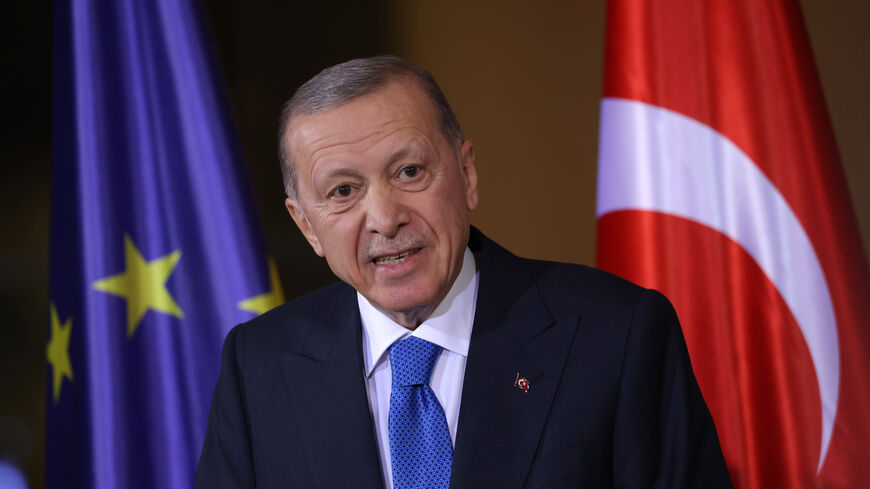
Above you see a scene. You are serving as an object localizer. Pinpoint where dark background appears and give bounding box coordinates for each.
[2,1,868,487]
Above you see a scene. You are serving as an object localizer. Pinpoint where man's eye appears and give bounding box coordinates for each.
[400,166,420,179]
[332,184,353,198]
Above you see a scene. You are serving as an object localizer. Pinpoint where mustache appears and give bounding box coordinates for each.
[365,232,427,259]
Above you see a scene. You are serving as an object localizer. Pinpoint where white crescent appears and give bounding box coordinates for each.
[596,97,840,472]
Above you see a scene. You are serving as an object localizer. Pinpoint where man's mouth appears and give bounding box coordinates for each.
[372,248,422,265]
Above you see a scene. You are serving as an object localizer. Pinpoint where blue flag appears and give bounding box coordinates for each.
[48,0,283,487]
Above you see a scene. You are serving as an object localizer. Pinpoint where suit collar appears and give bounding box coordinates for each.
[275,282,358,362]
[468,227,555,343]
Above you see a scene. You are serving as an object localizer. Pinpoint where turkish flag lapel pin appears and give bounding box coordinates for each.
[514,372,530,393]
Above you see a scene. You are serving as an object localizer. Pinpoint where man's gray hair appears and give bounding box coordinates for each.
[278,55,464,198]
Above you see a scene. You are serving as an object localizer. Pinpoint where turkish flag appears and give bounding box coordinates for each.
[595,0,870,488]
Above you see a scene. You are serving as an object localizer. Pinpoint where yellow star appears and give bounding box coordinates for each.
[47,303,74,403]
[93,234,184,337]
[238,258,285,315]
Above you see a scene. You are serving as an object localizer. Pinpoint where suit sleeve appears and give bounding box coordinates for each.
[195,326,257,489]
[611,289,733,489]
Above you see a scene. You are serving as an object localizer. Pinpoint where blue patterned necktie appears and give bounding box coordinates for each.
[388,336,453,489]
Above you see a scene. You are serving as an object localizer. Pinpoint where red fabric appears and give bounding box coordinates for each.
[597,0,870,487]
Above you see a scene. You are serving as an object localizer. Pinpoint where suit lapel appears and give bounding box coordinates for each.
[280,285,385,488]
[450,230,580,488]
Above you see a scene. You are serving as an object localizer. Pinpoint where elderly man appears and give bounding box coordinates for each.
[196,56,733,489]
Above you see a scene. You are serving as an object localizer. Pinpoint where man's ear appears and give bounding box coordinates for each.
[459,140,479,211]
[285,197,325,257]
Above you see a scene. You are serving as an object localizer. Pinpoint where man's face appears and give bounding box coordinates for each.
[284,78,479,326]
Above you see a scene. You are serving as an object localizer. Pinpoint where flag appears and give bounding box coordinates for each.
[48,0,284,487]
[596,0,870,487]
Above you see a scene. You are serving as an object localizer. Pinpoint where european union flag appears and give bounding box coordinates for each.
[48,0,283,487]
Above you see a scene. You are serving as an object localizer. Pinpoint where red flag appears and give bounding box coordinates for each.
[596,0,870,487]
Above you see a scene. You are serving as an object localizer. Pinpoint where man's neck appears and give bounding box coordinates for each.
[377,304,438,330]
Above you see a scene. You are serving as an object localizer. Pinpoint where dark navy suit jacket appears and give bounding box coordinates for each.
[195,229,733,488]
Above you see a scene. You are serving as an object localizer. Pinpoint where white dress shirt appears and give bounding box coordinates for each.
[358,247,479,489]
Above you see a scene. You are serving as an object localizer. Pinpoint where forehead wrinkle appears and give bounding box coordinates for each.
[287,79,448,200]
[306,123,436,175]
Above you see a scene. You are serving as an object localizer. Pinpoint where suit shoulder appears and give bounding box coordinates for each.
[521,257,645,298]
[518,257,660,318]
[228,281,355,354]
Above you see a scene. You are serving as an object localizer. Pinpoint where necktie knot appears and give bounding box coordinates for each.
[389,336,442,387]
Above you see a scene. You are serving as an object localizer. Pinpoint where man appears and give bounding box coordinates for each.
[196,56,733,488]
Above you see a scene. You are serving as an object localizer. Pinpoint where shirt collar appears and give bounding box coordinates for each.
[358,247,479,378]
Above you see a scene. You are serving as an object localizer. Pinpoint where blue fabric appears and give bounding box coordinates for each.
[48,0,273,487]
[389,337,453,488]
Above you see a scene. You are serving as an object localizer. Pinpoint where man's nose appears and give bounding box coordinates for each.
[363,186,409,238]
